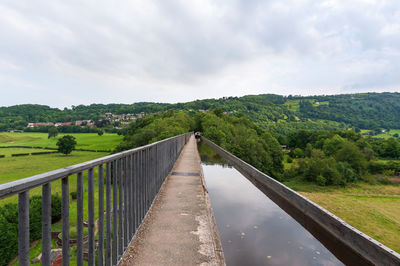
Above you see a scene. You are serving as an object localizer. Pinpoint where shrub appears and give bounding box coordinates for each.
[11,153,30,157]
[51,194,62,223]
[293,148,304,158]
[316,175,327,186]
[31,151,58,155]
[0,204,18,266]
[0,155,4,158]
[0,192,63,266]
[70,191,77,200]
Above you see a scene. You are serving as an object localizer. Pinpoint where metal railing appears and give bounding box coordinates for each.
[0,132,192,266]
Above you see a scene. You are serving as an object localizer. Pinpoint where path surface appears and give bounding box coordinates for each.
[121,136,224,266]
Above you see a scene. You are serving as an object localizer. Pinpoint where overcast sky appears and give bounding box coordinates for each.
[1,0,400,108]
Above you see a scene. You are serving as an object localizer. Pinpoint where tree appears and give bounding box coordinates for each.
[334,141,367,176]
[48,127,58,139]
[56,135,77,155]
[293,148,304,158]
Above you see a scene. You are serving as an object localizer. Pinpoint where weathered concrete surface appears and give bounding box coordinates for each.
[121,136,224,266]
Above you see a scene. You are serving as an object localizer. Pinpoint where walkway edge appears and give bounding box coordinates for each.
[199,152,226,266]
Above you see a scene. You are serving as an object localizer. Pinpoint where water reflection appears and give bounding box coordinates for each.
[199,142,343,266]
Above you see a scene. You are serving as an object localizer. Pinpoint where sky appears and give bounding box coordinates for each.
[1,0,400,108]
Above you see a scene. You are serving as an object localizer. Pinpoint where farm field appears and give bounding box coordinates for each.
[0,133,122,264]
[0,132,123,150]
[284,178,400,253]
[361,129,400,139]
[0,132,122,202]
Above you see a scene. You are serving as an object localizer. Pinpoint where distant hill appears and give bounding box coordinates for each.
[1,92,400,134]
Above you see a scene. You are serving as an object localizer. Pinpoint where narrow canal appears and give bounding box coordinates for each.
[198,141,343,266]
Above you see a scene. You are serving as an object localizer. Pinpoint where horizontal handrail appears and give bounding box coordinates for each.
[0,133,190,199]
[202,137,400,266]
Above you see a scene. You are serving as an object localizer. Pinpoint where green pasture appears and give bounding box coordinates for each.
[374,129,400,139]
[360,129,400,139]
[284,178,400,253]
[284,100,300,112]
[0,132,123,150]
[0,150,108,186]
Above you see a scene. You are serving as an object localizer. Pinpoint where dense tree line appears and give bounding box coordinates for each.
[284,130,400,185]
[297,93,400,129]
[2,93,400,132]
[115,110,284,179]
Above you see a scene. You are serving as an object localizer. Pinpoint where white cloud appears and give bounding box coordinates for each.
[0,0,399,107]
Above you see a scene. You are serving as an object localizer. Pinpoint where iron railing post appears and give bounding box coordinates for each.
[42,183,51,266]
[76,172,84,266]
[18,191,29,266]
[61,176,69,266]
[98,164,105,266]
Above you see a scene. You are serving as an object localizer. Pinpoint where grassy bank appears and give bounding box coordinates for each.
[284,178,400,253]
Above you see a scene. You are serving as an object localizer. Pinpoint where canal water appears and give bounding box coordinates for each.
[198,142,343,266]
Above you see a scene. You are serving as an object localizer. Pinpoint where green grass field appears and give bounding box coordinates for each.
[0,133,123,264]
[360,129,400,139]
[283,178,400,253]
[0,132,123,150]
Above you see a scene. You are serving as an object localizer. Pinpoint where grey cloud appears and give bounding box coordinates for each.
[0,0,399,107]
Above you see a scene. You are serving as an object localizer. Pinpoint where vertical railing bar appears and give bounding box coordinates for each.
[142,149,146,217]
[62,176,70,266]
[152,146,156,200]
[88,168,95,266]
[145,148,149,212]
[76,172,84,266]
[129,154,134,239]
[134,152,139,230]
[112,160,118,264]
[140,150,144,221]
[18,191,30,266]
[118,158,123,257]
[98,164,104,266]
[146,148,150,210]
[129,154,135,237]
[123,156,128,249]
[106,162,112,266]
[42,183,51,266]
[152,146,156,199]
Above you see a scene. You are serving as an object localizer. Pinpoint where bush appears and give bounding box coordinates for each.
[31,151,58,155]
[0,155,4,158]
[11,153,30,157]
[0,193,62,265]
[70,191,77,200]
[286,156,293,163]
[51,194,62,223]
[0,204,18,266]
[293,148,304,158]
[316,175,327,186]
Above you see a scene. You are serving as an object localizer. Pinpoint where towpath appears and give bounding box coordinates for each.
[121,136,224,265]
